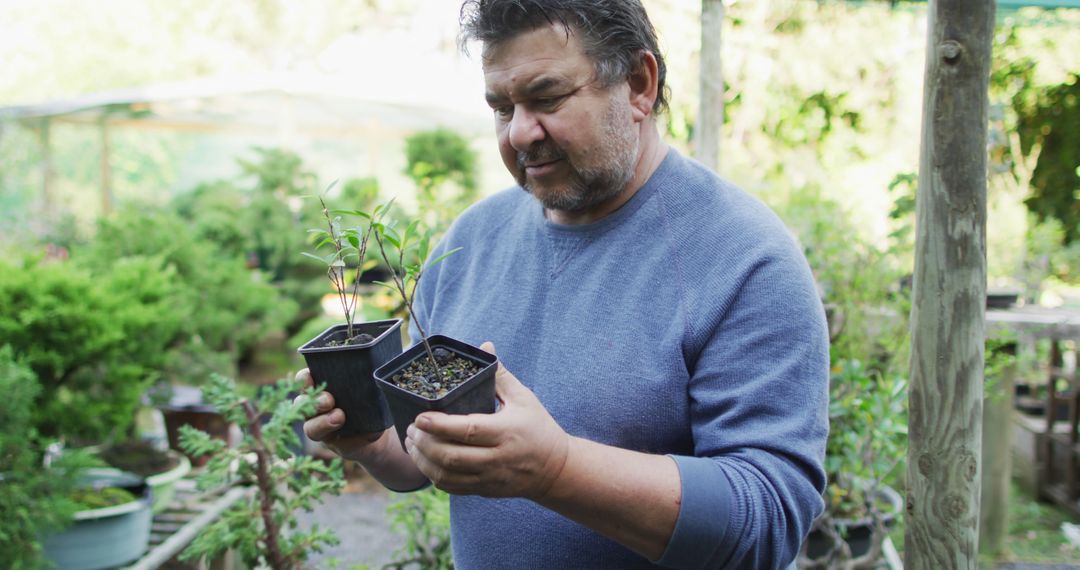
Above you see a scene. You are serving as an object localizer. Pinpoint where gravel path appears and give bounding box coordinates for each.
[295,482,407,569]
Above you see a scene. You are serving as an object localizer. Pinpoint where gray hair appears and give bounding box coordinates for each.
[459,0,670,114]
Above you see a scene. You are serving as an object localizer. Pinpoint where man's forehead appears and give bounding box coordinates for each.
[479,22,579,70]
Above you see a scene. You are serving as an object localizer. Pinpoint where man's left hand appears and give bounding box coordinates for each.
[405,341,570,501]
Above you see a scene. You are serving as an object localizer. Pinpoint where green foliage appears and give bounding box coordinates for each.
[172,148,384,335]
[0,346,98,569]
[0,256,185,442]
[403,128,479,236]
[68,486,138,510]
[76,204,299,384]
[1017,75,1080,245]
[178,374,345,570]
[385,488,454,570]
[771,184,910,368]
[984,336,1019,401]
[774,184,911,565]
[824,360,908,519]
[1004,482,1080,562]
[303,190,387,340]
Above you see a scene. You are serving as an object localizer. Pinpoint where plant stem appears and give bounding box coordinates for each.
[242,400,294,570]
[319,196,354,340]
[374,232,442,386]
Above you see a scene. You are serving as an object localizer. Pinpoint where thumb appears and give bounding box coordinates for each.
[480,341,530,403]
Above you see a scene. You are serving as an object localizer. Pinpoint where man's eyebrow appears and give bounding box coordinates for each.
[485,76,571,106]
[521,76,568,97]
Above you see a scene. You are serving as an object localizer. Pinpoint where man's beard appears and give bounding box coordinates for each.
[514,102,638,214]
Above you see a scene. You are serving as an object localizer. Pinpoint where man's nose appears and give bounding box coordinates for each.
[507,107,545,152]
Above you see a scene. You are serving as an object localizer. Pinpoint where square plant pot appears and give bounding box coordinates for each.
[373,335,498,450]
[298,319,403,436]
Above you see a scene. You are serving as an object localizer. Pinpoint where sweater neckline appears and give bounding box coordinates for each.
[535,150,678,237]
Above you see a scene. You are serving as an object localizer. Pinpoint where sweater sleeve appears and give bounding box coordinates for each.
[656,245,830,569]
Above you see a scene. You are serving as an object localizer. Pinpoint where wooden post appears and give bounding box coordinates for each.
[980,343,1016,558]
[694,0,723,171]
[905,1,995,568]
[99,115,113,215]
[38,117,54,214]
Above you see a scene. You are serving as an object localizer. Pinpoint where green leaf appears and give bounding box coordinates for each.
[427,247,462,269]
[300,252,328,264]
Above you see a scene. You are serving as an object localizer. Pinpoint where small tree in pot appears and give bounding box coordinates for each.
[370,217,497,449]
[297,192,403,436]
[798,359,907,569]
[178,373,345,570]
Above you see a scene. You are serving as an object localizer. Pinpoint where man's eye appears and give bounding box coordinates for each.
[535,97,564,111]
[494,106,513,119]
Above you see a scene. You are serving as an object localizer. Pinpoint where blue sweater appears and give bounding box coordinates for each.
[408,149,829,569]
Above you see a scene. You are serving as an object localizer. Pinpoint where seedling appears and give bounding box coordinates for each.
[302,185,387,344]
[372,218,461,390]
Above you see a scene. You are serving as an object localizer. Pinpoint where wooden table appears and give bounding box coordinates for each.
[986,305,1080,516]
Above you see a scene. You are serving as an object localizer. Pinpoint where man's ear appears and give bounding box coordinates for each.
[627,50,659,122]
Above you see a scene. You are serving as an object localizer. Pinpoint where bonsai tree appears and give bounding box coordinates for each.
[178,374,345,570]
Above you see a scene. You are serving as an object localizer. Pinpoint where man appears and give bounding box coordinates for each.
[301,1,829,567]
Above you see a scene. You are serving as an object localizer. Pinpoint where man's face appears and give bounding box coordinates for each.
[482,24,640,214]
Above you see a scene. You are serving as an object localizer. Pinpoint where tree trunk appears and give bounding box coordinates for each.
[905,1,995,569]
[695,0,723,171]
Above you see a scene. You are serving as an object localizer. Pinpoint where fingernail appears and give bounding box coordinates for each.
[317,394,331,408]
[406,423,416,438]
[328,410,342,426]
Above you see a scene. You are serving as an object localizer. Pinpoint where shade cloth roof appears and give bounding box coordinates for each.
[0,70,494,138]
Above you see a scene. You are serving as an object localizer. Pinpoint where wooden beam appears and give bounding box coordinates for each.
[905,1,995,568]
[38,118,54,215]
[99,116,113,215]
[695,0,724,171]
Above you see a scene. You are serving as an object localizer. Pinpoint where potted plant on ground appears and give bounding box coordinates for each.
[41,468,154,570]
[798,359,907,569]
[97,439,191,514]
[370,217,498,449]
[297,193,403,436]
[177,373,345,570]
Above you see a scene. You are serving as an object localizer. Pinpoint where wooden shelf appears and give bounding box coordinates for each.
[124,477,253,570]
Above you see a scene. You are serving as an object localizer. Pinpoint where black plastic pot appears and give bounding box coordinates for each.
[298,319,403,436]
[373,335,498,450]
[805,485,902,561]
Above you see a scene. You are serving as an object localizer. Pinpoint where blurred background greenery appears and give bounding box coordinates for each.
[0,1,1077,567]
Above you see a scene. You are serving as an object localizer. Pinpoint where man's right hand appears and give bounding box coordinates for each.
[295,368,429,491]
[295,368,390,462]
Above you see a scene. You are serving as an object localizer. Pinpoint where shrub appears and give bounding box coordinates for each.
[0,256,184,442]
[403,128,479,236]
[0,346,98,569]
[76,204,298,382]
